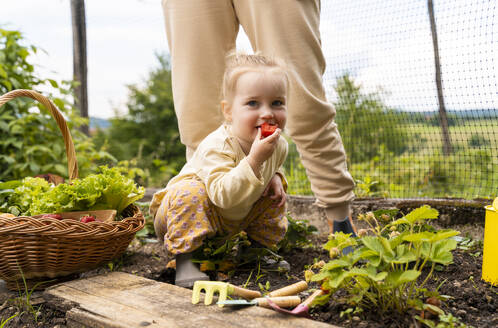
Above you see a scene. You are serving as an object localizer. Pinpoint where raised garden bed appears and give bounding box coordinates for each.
[0,203,496,328]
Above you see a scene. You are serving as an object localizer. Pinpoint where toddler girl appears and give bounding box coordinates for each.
[150,53,290,287]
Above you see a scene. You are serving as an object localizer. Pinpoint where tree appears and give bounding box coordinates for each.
[93,53,185,187]
[334,74,409,164]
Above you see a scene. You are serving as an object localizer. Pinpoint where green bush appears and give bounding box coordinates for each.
[93,54,185,187]
[334,74,410,164]
[468,133,490,148]
[0,28,114,181]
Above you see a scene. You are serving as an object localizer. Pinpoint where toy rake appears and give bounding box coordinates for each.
[192,281,262,306]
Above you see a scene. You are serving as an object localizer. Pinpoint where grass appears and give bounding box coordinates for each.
[0,313,19,327]
[7,263,54,324]
[284,120,498,199]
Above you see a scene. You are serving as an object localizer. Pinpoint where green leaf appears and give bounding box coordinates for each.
[403,205,439,224]
[28,162,40,173]
[403,231,434,243]
[329,271,349,288]
[311,270,332,282]
[430,229,460,242]
[0,65,7,78]
[388,232,406,249]
[212,241,229,256]
[323,231,356,250]
[385,270,420,287]
[361,236,384,254]
[358,249,382,266]
[0,121,8,131]
[47,79,59,88]
[392,244,417,264]
[379,236,394,258]
[9,124,24,134]
[0,180,22,189]
[322,258,351,271]
[430,239,457,265]
[373,271,388,281]
[350,267,387,282]
[423,303,444,315]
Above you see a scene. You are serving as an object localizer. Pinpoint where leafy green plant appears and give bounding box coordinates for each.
[415,312,471,328]
[455,235,483,257]
[277,215,317,252]
[0,166,144,216]
[311,205,460,317]
[191,214,316,273]
[334,74,410,164]
[354,175,387,198]
[258,280,271,294]
[191,231,284,273]
[0,28,114,181]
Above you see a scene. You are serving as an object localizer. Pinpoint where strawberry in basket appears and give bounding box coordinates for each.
[80,215,96,223]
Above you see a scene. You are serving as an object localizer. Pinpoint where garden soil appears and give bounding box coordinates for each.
[1,235,497,328]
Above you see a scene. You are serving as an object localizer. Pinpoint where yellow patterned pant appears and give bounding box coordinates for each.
[153,178,288,255]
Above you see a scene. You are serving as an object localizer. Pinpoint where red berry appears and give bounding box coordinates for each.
[41,214,63,220]
[80,215,96,223]
[260,122,277,138]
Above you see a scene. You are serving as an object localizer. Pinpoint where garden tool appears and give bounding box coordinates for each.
[266,289,325,318]
[217,296,302,309]
[192,281,262,306]
[267,280,308,297]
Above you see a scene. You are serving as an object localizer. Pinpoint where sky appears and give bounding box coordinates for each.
[2,0,497,119]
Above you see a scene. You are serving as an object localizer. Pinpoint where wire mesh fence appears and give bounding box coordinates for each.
[281,0,497,200]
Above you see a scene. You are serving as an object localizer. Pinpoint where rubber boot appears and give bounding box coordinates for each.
[329,216,357,255]
[175,252,209,288]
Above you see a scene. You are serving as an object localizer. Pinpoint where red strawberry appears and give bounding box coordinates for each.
[41,214,63,220]
[260,122,277,138]
[80,215,96,223]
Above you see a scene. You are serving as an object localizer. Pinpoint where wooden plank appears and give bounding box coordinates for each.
[44,272,336,328]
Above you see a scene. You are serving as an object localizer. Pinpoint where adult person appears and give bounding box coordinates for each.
[160,0,356,235]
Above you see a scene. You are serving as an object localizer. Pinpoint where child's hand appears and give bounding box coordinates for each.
[263,174,286,208]
[247,127,281,176]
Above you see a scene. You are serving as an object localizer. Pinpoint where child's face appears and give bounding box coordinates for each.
[223,70,287,147]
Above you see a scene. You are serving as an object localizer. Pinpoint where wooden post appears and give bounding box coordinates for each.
[71,0,89,136]
[428,0,452,155]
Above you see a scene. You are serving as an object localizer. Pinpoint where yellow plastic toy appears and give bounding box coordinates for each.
[192,281,261,307]
[482,197,498,286]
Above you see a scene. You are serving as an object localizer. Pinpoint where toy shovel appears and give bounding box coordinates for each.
[192,281,262,306]
[217,296,302,309]
[266,289,324,318]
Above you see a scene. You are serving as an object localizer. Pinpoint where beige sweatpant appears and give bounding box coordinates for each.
[161,0,355,220]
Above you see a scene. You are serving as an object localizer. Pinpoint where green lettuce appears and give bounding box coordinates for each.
[1,166,145,217]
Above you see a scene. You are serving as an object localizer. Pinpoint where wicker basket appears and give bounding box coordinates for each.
[0,90,145,290]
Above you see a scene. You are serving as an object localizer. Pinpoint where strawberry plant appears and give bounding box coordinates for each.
[311,205,460,317]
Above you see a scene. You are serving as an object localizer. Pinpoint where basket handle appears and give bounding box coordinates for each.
[0,89,78,180]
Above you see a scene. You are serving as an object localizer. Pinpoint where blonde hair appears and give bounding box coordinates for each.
[221,51,290,101]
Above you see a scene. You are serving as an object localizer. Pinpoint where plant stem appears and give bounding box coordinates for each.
[419,262,435,289]
[243,270,254,288]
